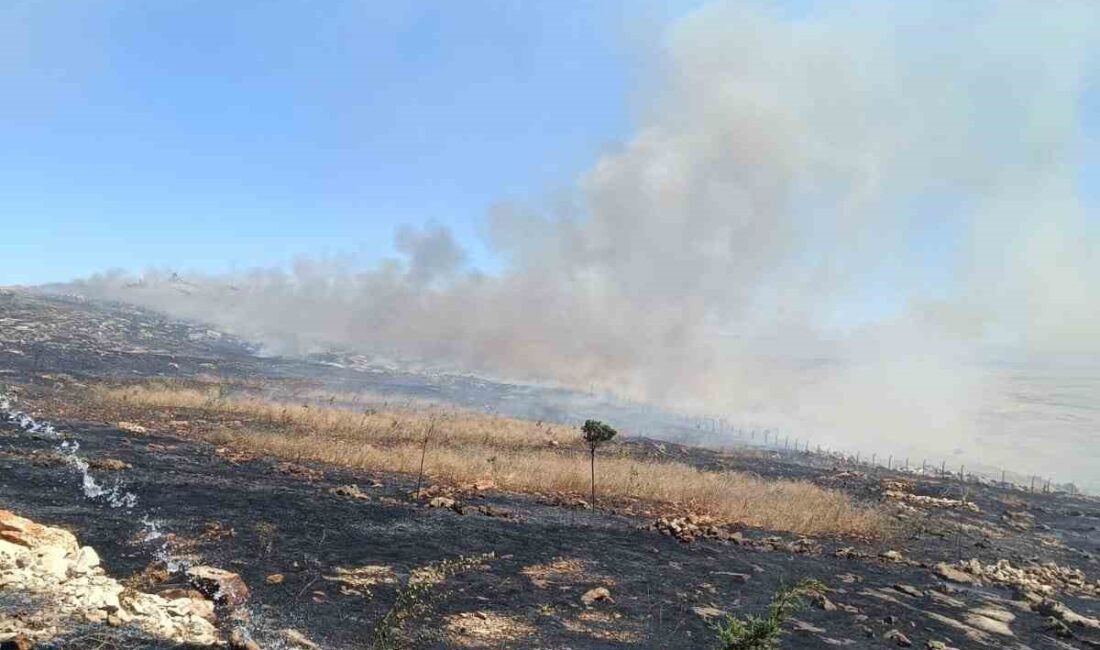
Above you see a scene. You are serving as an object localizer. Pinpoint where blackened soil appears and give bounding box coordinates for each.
[2,290,1099,649]
[3,414,1099,649]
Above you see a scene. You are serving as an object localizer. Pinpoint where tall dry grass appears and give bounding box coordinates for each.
[88,382,885,538]
[98,383,571,451]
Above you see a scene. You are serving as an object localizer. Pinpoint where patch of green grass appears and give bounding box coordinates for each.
[712,579,826,650]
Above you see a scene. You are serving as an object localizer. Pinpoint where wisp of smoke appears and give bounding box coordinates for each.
[67,1,1100,486]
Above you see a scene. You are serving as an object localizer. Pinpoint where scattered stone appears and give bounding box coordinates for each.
[651,515,727,543]
[88,457,131,471]
[1001,510,1036,530]
[884,629,912,646]
[328,484,369,500]
[879,550,906,563]
[893,584,924,598]
[944,558,1100,597]
[963,607,1014,637]
[476,505,516,519]
[787,537,822,554]
[266,573,285,585]
[429,496,457,509]
[713,571,751,584]
[1034,599,1100,630]
[1043,616,1074,638]
[272,461,323,481]
[164,593,217,624]
[927,590,965,609]
[581,586,612,606]
[228,627,262,650]
[932,562,977,585]
[468,478,496,491]
[281,628,321,649]
[692,606,726,620]
[156,587,206,601]
[884,490,979,512]
[186,565,250,608]
[116,421,148,435]
[323,564,398,597]
[790,619,826,633]
[813,593,839,611]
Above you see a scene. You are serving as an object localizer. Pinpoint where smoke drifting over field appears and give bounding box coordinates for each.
[69,2,1099,483]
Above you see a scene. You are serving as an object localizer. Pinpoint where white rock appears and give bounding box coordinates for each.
[72,546,100,575]
[36,546,71,579]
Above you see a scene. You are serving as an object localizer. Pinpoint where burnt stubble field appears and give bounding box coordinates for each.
[2,289,1099,649]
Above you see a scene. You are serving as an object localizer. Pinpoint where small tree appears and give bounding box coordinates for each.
[581,419,618,506]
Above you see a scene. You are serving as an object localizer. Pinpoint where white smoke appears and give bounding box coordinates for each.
[67,1,1100,485]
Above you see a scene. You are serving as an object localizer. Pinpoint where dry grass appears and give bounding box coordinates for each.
[97,382,571,451]
[444,611,538,648]
[84,382,886,538]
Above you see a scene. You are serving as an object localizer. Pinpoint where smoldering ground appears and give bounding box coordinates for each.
[63,1,1100,488]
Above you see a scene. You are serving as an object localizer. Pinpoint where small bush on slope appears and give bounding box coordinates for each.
[713,579,826,650]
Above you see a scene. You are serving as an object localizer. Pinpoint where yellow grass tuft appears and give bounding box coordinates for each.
[86,382,886,538]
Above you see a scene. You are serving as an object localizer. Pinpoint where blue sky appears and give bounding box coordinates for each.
[1,1,1096,288]
[0,1,708,284]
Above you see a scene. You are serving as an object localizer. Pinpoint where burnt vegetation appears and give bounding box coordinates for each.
[1,291,1098,650]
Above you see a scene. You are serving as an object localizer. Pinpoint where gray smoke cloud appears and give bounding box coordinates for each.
[67,1,1100,486]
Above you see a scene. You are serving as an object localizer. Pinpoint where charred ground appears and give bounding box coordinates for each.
[2,289,1099,649]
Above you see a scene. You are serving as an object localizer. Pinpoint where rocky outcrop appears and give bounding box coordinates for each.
[944,557,1100,597]
[0,510,218,647]
[883,490,980,512]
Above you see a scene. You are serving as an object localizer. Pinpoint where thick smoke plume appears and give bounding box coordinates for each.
[70,1,1099,486]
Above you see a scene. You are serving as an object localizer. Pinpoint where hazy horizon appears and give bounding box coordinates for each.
[5,1,1099,489]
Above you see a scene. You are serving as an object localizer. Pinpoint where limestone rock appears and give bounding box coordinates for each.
[116,421,148,435]
[329,484,369,500]
[187,565,251,608]
[692,606,726,620]
[0,510,78,555]
[429,496,456,509]
[933,562,977,585]
[0,511,218,646]
[281,628,322,649]
[581,586,612,606]
[884,629,912,646]
[71,546,101,575]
